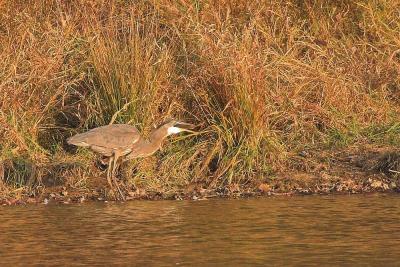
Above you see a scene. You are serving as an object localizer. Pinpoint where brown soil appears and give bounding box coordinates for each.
[1,146,399,205]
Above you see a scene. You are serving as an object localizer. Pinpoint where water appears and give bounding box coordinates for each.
[1,194,400,266]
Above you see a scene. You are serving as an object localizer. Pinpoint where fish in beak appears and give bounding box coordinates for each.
[167,121,196,135]
[174,121,196,131]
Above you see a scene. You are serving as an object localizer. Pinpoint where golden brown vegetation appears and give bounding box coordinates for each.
[0,0,399,200]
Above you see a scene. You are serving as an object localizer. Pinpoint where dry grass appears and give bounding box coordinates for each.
[0,0,399,199]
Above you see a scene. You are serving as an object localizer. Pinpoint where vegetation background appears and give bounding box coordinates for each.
[0,0,399,200]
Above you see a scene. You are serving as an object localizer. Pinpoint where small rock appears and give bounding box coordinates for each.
[192,195,199,200]
[50,193,56,198]
[199,188,207,195]
[43,198,49,205]
[299,150,309,157]
[61,191,68,196]
[27,198,36,204]
[389,182,397,189]
[382,183,389,190]
[370,180,383,189]
[258,183,271,192]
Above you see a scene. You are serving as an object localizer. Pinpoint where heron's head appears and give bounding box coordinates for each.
[166,120,196,136]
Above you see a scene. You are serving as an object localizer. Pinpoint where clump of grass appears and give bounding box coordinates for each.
[0,0,399,197]
[373,151,400,178]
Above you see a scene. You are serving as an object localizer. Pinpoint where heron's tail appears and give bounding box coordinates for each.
[66,133,89,147]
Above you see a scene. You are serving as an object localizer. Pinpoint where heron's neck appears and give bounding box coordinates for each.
[147,127,169,152]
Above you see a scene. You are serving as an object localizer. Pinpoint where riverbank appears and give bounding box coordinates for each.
[1,146,398,205]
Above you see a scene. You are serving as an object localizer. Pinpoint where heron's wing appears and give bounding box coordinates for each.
[67,124,141,151]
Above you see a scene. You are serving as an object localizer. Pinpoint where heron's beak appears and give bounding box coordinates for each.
[174,122,196,133]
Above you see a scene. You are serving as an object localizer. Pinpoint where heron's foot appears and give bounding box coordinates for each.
[114,181,126,201]
[112,176,125,201]
[106,187,122,201]
[96,159,108,171]
[105,179,122,201]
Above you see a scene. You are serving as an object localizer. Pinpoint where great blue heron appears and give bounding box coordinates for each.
[67,120,195,199]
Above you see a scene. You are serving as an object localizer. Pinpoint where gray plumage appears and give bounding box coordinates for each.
[67,120,195,200]
[67,124,141,157]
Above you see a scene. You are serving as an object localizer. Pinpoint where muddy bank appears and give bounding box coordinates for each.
[1,147,399,205]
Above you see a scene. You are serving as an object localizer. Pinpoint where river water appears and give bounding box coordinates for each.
[1,194,399,266]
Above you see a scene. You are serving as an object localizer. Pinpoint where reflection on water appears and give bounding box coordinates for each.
[1,195,400,266]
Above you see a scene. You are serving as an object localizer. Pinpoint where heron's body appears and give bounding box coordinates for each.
[68,124,160,159]
[67,120,194,199]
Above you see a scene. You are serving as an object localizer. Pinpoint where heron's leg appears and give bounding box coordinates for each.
[106,156,120,200]
[107,155,120,200]
[106,156,113,189]
[111,153,125,201]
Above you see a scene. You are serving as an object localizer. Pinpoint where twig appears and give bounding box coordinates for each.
[109,101,134,125]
